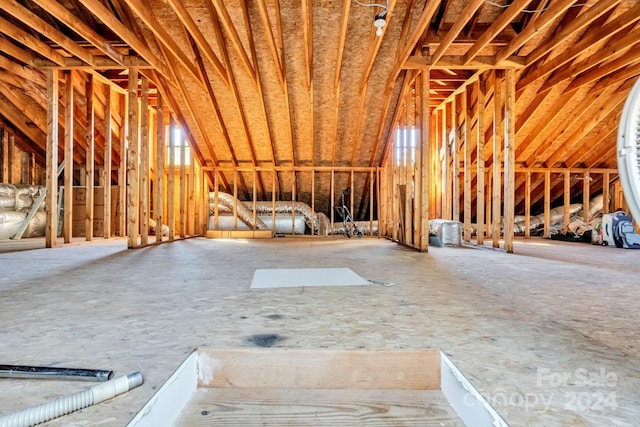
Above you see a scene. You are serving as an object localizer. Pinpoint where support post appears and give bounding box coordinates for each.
[168,114,175,240]
[476,76,485,245]
[104,86,112,239]
[583,172,590,223]
[85,74,94,241]
[602,172,610,214]
[155,93,164,243]
[463,86,472,243]
[45,69,59,248]
[504,69,516,253]
[126,68,139,248]
[524,171,531,238]
[140,77,149,245]
[544,171,551,238]
[563,170,570,234]
[179,132,186,238]
[63,71,74,243]
[420,70,430,251]
[492,70,504,248]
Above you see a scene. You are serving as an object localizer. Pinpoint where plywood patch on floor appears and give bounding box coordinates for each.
[250,267,371,289]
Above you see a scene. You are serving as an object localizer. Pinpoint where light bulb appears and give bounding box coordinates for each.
[374,17,385,37]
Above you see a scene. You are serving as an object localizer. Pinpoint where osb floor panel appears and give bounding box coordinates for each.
[174,388,463,426]
[0,237,639,426]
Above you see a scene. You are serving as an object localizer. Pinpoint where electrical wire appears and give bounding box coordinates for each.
[483,0,594,14]
[353,0,388,12]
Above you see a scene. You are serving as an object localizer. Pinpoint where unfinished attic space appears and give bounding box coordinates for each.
[2,0,640,425]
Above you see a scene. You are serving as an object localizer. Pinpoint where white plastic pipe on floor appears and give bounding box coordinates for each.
[0,372,143,427]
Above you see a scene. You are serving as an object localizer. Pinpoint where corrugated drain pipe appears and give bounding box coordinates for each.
[0,372,143,427]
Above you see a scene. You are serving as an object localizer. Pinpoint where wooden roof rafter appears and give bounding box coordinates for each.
[301,0,313,89]
[29,0,124,65]
[540,29,640,95]
[120,0,204,88]
[207,1,265,199]
[430,0,485,65]
[524,0,621,65]
[240,1,281,181]
[74,0,172,81]
[495,0,577,65]
[517,4,640,90]
[333,0,351,93]
[0,0,96,66]
[209,0,257,86]
[256,0,285,88]
[164,0,228,87]
[0,15,66,66]
[463,0,533,65]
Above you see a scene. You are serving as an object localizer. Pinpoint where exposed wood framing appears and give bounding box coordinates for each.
[63,71,74,243]
[85,73,95,242]
[45,69,59,248]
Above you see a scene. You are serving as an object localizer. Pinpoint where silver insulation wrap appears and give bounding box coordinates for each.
[208,192,269,230]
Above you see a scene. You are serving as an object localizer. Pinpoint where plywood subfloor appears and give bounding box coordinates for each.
[174,388,464,426]
[1,237,639,426]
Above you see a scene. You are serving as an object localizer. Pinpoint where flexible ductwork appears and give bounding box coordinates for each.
[331,220,378,236]
[513,194,604,235]
[0,372,143,427]
[249,201,320,233]
[0,184,46,240]
[208,192,269,230]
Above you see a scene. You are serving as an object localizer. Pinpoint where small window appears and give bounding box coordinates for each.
[166,127,191,166]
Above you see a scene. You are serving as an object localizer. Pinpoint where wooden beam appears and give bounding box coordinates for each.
[394,0,441,77]
[240,3,281,188]
[525,0,621,65]
[210,0,256,83]
[75,0,172,80]
[85,74,95,242]
[492,70,503,248]
[504,69,515,253]
[63,71,74,243]
[208,6,265,198]
[30,0,124,64]
[179,132,186,238]
[563,170,570,233]
[0,0,95,65]
[301,0,313,88]
[256,0,285,87]
[140,77,150,245]
[168,114,175,240]
[406,55,525,70]
[155,93,164,243]
[0,15,65,66]
[360,0,398,93]
[603,172,610,214]
[45,70,59,247]
[496,0,577,65]
[334,0,351,92]
[420,71,430,251]
[463,86,472,242]
[452,94,460,222]
[104,86,112,239]
[476,76,485,244]
[188,147,195,235]
[118,92,127,237]
[464,0,531,64]
[0,34,38,66]
[165,0,228,85]
[126,68,139,248]
[431,0,485,65]
[524,171,531,238]
[122,0,203,86]
[518,5,640,89]
[544,170,550,238]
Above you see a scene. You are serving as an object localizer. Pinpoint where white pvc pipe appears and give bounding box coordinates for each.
[0,372,143,427]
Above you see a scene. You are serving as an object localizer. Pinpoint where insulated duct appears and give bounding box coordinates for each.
[208,192,269,230]
[249,201,319,233]
[0,184,47,240]
[513,194,604,235]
